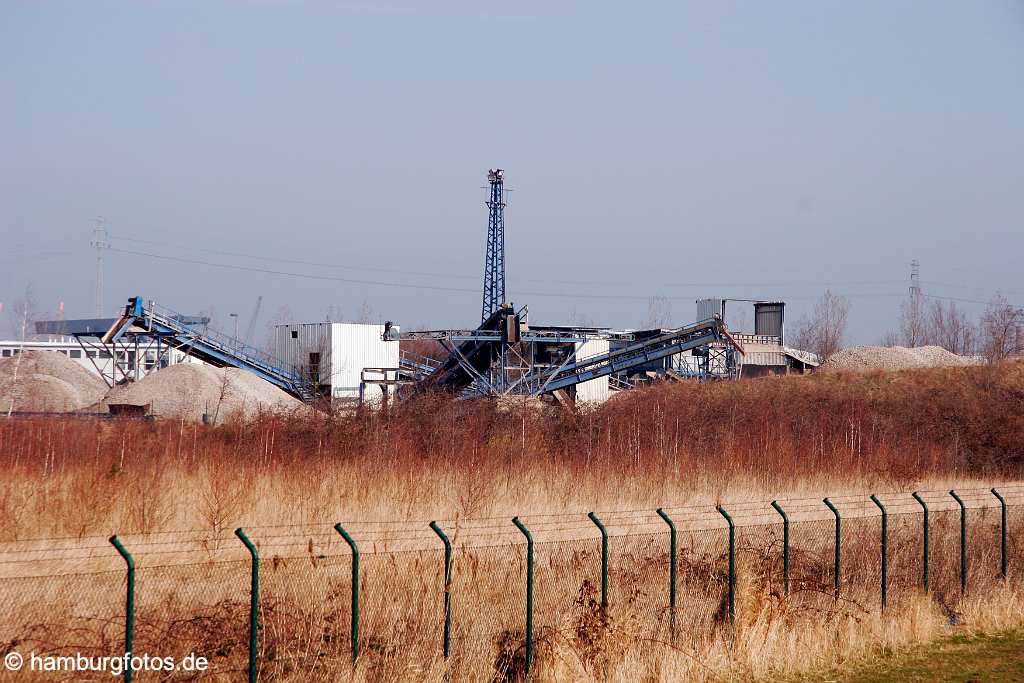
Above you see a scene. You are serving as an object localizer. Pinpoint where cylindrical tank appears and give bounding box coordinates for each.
[754,302,785,343]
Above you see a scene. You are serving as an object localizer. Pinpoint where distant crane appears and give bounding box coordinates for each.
[481,169,506,322]
[243,295,263,346]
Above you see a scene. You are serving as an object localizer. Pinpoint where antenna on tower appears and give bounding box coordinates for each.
[909,259,921,303]
[92,217,108,318]
[481,169,506,322]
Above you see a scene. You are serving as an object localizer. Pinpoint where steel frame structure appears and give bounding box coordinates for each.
[71,333,179,388]
[481,169,506,322]
[392,316,737,401]
[103,297,315,400]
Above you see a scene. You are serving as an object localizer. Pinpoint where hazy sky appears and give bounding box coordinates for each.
[3,1,1023,343]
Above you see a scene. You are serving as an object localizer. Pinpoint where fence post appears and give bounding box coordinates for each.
[334,523,360,664]
[109,535,135,683]
[429,521,452,660]
[824,498,841,599]
[870,495,888,611]
[992,488,1007,579]
[912,492,929,593]
[656,508,677,639]
[770,501,790,596]
[588,512,609,610]
[234,528,259,683]
[716,505,735,624]
[950,491,967,595]
[512,517,534,676]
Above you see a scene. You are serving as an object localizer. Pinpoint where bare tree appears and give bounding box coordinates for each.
[790,290,850,361]
[5,285,38,417]
[6,284,38,340]
[263,304,293,353]
[325,304,344,322]
[211,370,235,424]
[979,293,1023,363]
[927,299,976,355]
[727,307,751,334]
[201,305,222,335]
[356,300,375,324]
[642,296,672,329]
[879,329,901,347]
[898,295,929,347]
[568,308,597,328]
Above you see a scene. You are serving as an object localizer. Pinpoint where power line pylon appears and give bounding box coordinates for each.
[92,217,108,318]
[910,259,921,303]
[481,169,506,322]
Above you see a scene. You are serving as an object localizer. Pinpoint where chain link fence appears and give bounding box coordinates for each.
[0,485,1021,680]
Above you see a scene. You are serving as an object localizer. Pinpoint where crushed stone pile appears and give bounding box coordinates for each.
[0,350,108,412]
[102,363,306,423]
[821,345,977,372]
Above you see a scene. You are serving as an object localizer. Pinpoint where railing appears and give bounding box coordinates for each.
[142,301,314,397]
[2,485,1018,679]
[146,302,299,379]
[732,333,782,346]
[608,375,635,391]
[399,350,442,373]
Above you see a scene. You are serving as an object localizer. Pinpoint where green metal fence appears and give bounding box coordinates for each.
[0,486,1021,680]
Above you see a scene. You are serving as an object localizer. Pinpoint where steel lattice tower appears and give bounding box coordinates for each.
[481,168,506,322]
[92,217,108,318]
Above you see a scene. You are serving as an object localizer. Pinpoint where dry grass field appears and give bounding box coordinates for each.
[1,363,1023,681]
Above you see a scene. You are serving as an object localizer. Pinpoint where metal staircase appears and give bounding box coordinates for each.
[104,297,317,401]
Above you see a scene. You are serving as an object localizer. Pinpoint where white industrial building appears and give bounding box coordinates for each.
[274,322,399,402]
[0,338,205,382]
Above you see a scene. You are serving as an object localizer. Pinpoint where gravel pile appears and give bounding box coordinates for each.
[0,350,108,412]
[822,345,977,372]
[102,363,306,423]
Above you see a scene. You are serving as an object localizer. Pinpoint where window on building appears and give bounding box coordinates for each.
[87,350,98,358]
[1,349,10,357]
[69,349,82,359]
[291,330,299,339]
[98,351,112,359]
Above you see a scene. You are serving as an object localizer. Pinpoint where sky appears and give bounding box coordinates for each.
[2,1,1023,344]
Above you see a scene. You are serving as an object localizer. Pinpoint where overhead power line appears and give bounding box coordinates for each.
[921,281,1024,299]
[107,246,914,304]
[922,293,1003,306]
[104,235,1018,307]
[106,233,906,291]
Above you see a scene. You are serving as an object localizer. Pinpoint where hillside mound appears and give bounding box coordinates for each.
[0,350,108,412]
[102,363,306,423]
[821,345,977,372]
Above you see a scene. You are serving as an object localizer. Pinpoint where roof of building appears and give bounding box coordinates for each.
[782,347,821,367]
[34,318,116,336]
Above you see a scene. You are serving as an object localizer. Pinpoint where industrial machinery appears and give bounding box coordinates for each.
[102,297,315,400]
[383,306,740,402]
[372,167,743,404]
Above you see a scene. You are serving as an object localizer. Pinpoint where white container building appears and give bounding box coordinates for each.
[274,322,398,402]
[0,338,205,381]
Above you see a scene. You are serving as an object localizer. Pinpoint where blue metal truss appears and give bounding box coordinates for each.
[103,297,316,401]
[481,169,506,322]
